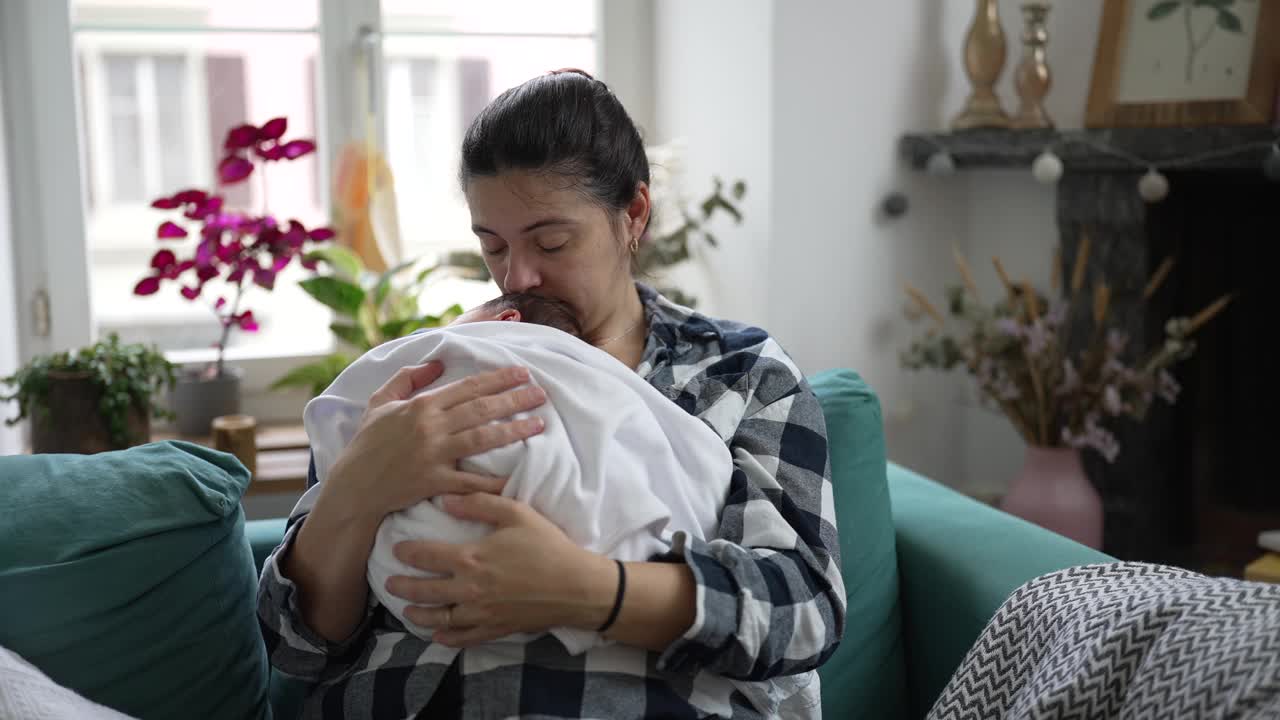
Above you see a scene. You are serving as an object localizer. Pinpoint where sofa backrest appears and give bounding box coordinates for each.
[810,369,908,719]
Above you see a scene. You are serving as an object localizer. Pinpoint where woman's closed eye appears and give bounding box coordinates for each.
[535,233,571,253]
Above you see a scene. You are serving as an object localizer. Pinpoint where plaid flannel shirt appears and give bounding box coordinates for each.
[257,283,846,719]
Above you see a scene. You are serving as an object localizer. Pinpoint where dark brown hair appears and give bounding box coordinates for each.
[476,293,582,337]
[460,69,650,240]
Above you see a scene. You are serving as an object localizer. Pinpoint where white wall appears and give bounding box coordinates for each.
[651,0,774,329]
[653,0,1105,495]
[767,1,974,485]
[0,50,21,455]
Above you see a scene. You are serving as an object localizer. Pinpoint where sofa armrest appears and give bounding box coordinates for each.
[887,463,1113,718]
[246,518,288,576]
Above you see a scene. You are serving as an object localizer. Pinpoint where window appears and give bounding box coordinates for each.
[72,1,329,357]
[381,0,598,261]
[8,0,614,410]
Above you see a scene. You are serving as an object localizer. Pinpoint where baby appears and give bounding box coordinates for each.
[299,293,733,655]
[446,292,582,336]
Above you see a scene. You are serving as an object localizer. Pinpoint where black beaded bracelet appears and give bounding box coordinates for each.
[596,559,626,633]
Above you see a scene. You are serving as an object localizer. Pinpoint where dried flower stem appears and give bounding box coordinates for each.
[1022,343,1049,444]
[1185,293,1234,334]
[999,395,1037,444]
[1051,246,1062,294]
[1071,233,1092,294]
[953,245,980,298]
[992,258,1018,306]
[964,354,1036,444]
[1022,279,1040,321]
[1143,257,1176,300]
[905,284,946,328]
[1093,284,1111,326]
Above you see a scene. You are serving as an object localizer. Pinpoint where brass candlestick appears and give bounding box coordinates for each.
[1013,2,1055,129]
[952,0,1012,130]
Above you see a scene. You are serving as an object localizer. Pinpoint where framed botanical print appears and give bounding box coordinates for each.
[1086,0,1279,127]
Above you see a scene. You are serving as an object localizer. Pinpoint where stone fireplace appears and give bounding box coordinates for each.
[903,128,1279,575]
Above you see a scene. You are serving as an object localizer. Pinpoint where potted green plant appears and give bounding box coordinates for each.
[270,246,463,397]
[134,116,334,434]
[1,334,176,454]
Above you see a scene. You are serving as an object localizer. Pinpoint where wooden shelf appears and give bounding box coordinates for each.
[899,127,1278,173]
[154,423,309,496]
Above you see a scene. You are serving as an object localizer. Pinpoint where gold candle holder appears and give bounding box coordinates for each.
[1013,2,1055,129]
[952,0,1012,130]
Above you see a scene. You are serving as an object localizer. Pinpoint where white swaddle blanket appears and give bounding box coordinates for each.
[299,321,733,655]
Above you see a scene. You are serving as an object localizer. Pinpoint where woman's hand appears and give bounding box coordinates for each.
[319,362,549,524]
[385,493,619,647]
[284,361,548,644]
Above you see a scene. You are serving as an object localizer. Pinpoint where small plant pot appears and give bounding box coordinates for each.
[172,366,243,437]
[30,370,150,454]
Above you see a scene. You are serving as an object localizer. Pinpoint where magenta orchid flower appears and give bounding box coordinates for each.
[134,116,334,376]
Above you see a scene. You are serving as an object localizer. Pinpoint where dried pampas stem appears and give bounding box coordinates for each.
[952,244,980,298]
[1185,293,1234,335]
[1051,246,1062,294]
[1143,257,1176,300]
[1022,280,1040,321]
[992,258,1017,305]
[1093,284,1111,326]
[905,284,946,328]
[1071,233,1092,293]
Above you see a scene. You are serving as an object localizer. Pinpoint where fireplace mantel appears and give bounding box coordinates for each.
[899,127,1277,173]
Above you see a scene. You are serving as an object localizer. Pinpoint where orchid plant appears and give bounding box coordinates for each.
[900,236,1233,463]
[133,117,335,378]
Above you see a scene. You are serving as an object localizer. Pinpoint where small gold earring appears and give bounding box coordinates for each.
[629,237,639,254]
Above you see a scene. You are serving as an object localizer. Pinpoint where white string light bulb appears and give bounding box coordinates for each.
[1032,149,1064,185]
[920,132,1279,199]
[1138,168,1170,203]
[926,151,956,176]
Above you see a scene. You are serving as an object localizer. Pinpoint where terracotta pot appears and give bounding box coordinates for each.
[30,370,150,454]
[1000,445,1103,549]
[171,366,243,437]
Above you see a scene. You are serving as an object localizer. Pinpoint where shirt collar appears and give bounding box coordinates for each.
[635,282,721,376]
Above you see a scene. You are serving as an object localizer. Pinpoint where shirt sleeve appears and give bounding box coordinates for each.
[655,343,847,681]
[256,513,378,682]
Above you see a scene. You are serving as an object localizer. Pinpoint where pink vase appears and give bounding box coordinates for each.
[999,445,1103,549]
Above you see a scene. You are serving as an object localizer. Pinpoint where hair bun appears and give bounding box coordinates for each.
[547,67,596,81]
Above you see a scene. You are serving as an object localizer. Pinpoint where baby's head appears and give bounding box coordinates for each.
[451,292,583,338]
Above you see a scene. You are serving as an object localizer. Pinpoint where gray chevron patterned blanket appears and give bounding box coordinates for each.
[927,562,1280,720]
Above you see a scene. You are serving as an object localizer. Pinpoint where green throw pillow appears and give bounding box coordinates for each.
[0,441,272,720]
[809,369,907,719]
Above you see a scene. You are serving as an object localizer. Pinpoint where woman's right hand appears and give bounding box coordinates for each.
[323,361,549,523]
[282,360,548,645]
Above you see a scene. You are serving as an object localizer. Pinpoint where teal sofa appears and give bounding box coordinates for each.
[1,369,1111,719]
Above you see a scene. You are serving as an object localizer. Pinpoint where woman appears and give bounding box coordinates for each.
[258,69,846,719]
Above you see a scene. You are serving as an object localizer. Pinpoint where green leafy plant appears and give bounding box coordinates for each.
[270,246,464,396]
[635,176,747,308]
[1,333,176,447]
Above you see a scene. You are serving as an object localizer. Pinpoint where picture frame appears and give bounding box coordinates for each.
[1086,0,1279,127]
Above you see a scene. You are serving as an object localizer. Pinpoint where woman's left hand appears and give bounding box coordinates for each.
[386,493,616,648]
